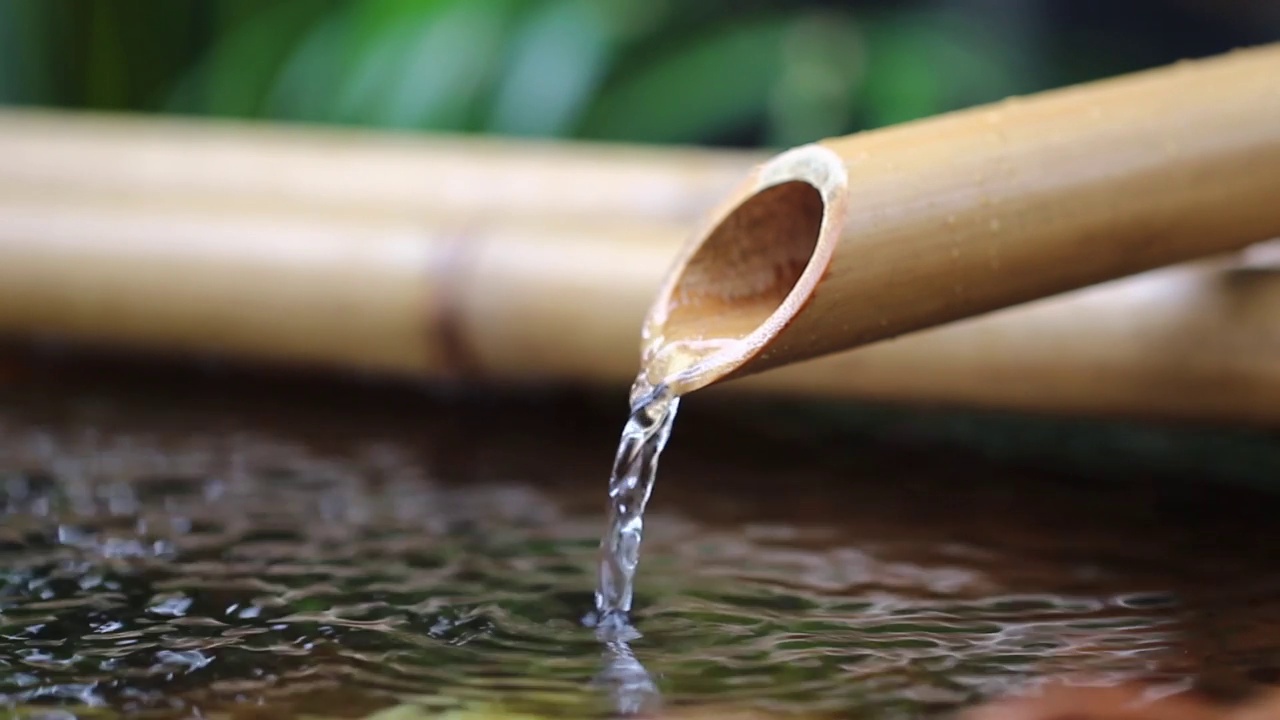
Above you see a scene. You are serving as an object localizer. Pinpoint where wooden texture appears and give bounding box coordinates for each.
[1,189,1278,424]
[755,254,1280,424]
[0,190,686,380]
[1,104,1279,423]
[0,109,761,224]
[644,43,1280,394]
[0,193,447,375]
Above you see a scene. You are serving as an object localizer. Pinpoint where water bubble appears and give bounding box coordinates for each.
[147,595,193,618]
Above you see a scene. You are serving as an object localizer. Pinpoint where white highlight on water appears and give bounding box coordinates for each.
[593,379,680,624]
[590,622,661,716]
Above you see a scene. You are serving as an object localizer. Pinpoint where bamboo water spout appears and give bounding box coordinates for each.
[1,189,1279,424]
[643,43,1280,394]
[2,109,1280,424]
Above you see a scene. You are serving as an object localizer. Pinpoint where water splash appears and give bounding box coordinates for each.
[593,379,680,623]
[591,621,662,717]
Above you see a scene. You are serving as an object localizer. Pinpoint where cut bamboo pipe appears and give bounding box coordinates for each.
[1,190,1278,425]
[0,109,761,224]
[643,43,1280,394]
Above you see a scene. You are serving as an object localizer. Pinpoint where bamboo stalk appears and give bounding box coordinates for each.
[0,190,682,379]
[0,109,762,224]
[754,256,1280,424]
[642,43,1280,394]
[1,190,1278,424]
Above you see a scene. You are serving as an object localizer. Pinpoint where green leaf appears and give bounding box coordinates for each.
[262,5,358,123]
[580,16,790,145]
[0,0,48,104]
[326,0,521,130]
[84,3,129,109]
[484,0,615,138]
[764,11,864,147]
[858,10,1027,128]
[168,0,336,117]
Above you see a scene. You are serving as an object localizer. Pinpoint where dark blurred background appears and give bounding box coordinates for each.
[2,0,1278,149]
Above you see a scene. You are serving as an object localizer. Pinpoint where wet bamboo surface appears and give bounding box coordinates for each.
[644,43,1280,393]
[0,105,1278,424]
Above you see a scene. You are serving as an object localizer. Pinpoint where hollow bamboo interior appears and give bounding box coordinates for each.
[645,43,1280,394]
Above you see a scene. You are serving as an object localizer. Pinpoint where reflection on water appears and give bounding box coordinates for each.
[1,362,1279,718]
[592,624,662,717]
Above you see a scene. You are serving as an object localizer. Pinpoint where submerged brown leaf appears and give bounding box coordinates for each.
[961,683,1280,720]
[1230,690,1280,720]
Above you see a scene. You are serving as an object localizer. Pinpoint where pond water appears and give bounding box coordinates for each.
[1,358,1279,719]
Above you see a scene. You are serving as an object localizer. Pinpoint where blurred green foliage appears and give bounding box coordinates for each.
[0,0,1275,148]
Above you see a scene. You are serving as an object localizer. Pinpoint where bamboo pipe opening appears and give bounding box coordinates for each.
[642,145,848,392]
[646,44,1280,396]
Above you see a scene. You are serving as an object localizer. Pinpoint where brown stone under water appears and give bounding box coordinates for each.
[961,683,1280,720]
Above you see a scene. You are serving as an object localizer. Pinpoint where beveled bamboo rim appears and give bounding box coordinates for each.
[642,145,848,391]
[2,106,1279,425]
[645,42,1280,396]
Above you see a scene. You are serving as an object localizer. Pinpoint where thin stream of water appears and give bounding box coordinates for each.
[593,379,680,625]
[589,378,681,716]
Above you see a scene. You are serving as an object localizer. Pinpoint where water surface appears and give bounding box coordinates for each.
[1,360,1279,718]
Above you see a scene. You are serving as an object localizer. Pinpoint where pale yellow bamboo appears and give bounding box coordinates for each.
[1,190,1278,424]
[752,257,1280,425]
[643,43,1280,394]
[461,223,1280,424]
[0,109,761,224]
[0,190,688,379]
[0,192,449,375]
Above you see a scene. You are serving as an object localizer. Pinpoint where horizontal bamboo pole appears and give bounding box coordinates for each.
[0,109,761,224]
[746,255,1280,424]
[643,43,1280,394]
[0,190,1278,424]
[0,188,700,381]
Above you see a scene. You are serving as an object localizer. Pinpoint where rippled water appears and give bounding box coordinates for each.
[2,361,1280,719]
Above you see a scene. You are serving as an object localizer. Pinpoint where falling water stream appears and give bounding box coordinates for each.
[589,378,679,716]
[591,333,733,631]
[593,380,680,625]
